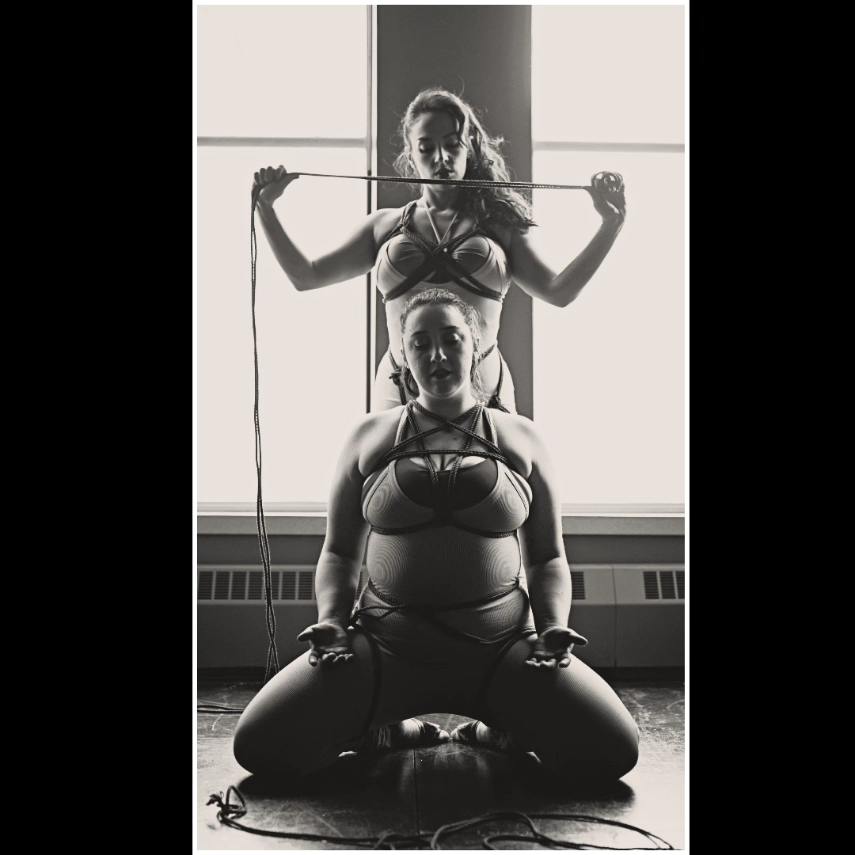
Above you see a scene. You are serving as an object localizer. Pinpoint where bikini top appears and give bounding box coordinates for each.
[374,200,512,304]
[362,401,532,537]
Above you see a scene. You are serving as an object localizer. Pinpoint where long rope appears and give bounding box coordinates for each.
[207,787,674,849]
[288,171,592,191]
[251,186,280,683]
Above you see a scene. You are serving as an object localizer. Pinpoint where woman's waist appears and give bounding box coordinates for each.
[354,582,533,667]
[363,573,522,610]
[357,576,531,641]
[364,528,522,603]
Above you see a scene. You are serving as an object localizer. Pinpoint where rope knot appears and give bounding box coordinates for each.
[207,786,247,820]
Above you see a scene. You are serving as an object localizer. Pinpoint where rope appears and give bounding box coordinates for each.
[288,171,592,191]
[207,787,674,849]
[250,185,280,683]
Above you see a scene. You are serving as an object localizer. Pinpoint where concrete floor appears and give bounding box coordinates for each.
[197,680,684,849]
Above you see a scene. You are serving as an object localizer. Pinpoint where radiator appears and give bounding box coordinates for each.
[196,564,684,669]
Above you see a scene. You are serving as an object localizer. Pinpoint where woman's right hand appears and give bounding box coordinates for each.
[296,621,355,667]
[252,165,300,206]
[587,171,626,224]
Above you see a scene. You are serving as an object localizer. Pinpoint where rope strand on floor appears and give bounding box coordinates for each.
[207,786,674,849]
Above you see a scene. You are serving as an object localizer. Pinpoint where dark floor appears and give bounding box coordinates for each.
[197,680,684,850]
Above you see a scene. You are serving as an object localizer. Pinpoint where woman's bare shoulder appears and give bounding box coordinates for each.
[482,220,520,256]
[370,205,411,244]
[487,408,539,478]
[351,406,407,475]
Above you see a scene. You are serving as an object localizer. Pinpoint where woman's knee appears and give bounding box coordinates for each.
[232,707,281,775]
[544,714,639,784]
[232,706,325,777]
[601,715,640,780]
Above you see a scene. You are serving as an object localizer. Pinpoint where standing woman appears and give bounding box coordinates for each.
[252,88,626,412]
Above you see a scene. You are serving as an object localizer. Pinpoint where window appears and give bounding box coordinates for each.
[531,5,684,508]
[196,6,370,505]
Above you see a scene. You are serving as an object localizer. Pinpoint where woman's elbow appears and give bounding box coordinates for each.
[553,292,577,309]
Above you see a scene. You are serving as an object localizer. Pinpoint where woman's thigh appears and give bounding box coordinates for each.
[483,637,639,781]
[233,629,380,776]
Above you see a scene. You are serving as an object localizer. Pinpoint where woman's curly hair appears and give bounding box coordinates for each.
[393,88,536,233]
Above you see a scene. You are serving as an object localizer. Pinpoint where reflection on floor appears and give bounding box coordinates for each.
[197,680,684,850]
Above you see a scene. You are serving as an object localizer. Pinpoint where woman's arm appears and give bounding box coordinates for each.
[297,413,396,667]
[515,420,589,667]
[312,418,373,628]
[253,165,384,292]
[518,421,572,633]
[504,180,626,309]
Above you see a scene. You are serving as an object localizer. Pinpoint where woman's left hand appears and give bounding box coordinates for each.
[587,171,626,224]
[524,626,588,669]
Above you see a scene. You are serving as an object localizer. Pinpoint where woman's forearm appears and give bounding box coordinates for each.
[313,549,363,627]
[549,218,623,308]
[526,557,573,634]
[256,199,319,291]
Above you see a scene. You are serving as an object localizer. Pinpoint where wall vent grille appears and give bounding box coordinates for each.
[643,569,684,601]
[198,568,316,602]
[570,571,586,600]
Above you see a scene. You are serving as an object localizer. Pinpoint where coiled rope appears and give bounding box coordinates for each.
[207,786,674,849]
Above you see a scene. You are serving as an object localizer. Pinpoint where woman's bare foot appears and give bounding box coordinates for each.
[450,720,516,752]
[364,717,450,752]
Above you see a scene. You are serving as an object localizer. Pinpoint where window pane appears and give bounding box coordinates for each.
[532,6,684,143]
[532,150,684,506]
[198,6,368,138]
[197,146,367,504]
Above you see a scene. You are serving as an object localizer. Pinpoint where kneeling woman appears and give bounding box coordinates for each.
[233,289,639,784]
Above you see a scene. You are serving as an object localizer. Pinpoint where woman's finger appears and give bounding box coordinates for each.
[308,653,319,667]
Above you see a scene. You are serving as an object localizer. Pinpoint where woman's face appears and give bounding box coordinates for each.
[403,303,475,399]
[407,110,468,182]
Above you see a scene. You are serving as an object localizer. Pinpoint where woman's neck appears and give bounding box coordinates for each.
[421,187,460,212]
[416,390,478,420]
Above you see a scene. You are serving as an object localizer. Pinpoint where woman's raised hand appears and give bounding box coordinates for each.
[587,171,626,224]
[296,621,355,667]
[252,165,300,205]
[524,626,589,670]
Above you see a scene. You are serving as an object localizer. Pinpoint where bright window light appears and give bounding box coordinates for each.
[532,5,684,143]
[198,5,368,139]
[531,2,684,508]
[198,146,367,504]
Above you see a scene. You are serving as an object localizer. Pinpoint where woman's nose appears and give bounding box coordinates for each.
[430,344,447,362]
